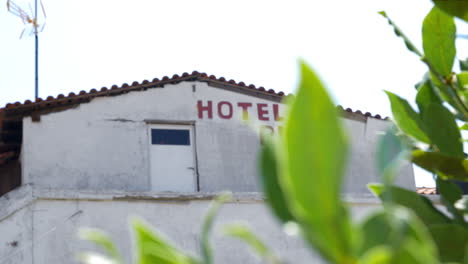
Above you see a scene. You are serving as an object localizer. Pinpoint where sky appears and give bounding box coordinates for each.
[0,0,467,187]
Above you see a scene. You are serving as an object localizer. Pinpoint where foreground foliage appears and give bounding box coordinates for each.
[80,1,468,264]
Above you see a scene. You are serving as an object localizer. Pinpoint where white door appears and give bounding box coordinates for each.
[149,124,196,192]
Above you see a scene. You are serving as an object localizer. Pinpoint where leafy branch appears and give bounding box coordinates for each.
[379,10,468,118]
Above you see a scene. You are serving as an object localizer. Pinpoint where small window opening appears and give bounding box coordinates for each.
[151,129,190,145]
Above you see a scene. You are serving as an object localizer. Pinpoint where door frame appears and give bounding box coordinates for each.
[146,120,199,192]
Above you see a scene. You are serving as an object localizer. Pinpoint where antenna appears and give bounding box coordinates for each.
[7,0,47,100]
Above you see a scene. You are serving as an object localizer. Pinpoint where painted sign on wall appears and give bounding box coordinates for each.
[197,100,283,121]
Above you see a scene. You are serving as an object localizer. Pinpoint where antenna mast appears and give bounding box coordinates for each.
[7,0,46,100]
[34,0,38,99]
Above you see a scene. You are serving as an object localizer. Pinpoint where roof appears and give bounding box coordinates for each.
[416,187,437,195]
[2,71,285,115]
[0,71,387,169]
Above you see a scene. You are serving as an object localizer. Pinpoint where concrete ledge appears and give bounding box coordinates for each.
[4,185,441,222]
[32,188,386,204]
[32,188,265,203]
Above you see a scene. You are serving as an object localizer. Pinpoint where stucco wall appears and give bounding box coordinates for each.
[342,118,415,193]
[0,186,33,264]
[0,186,394,264]
[21,81,414,194]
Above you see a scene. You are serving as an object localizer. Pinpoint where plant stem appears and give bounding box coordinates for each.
[422,57,468,118]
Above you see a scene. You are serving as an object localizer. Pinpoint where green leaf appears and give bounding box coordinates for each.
[368,184,450,226]
[430,76,456,108]
[416,81,442,114]
[461,58,468,71]
[436,177,465,224]
[79,229,123,264]
[432,0,468,22]
[224,224,282,264]
[201,193,231,264]
[132,219,198,264]
[259,138,295,223]
[414,72,433,90]
[280,61,355,263]
[412,150,468,181]
[422,103,464,157]
[358,246,392,264]
[385,91,430,143]
[378,11,423,57]
[359,212,392,256]
[376,127,409,184]
[460,123,468,130]
[458,72,468,90]
[359,208,439,264]
[430,224,468,262]
[423,7,457,77]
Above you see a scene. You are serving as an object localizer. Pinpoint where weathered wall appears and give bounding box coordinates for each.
[21,81,283,193]
[21,81,414,193]
[0,187,393,264]
[342,117,415,193]
[0,186,33,264]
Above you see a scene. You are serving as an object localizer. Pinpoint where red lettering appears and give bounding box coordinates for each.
[197,100,213,119]
[237,102,252,120]
[218,101,233,119]
[273,104,283,121]
[257,103,269,121]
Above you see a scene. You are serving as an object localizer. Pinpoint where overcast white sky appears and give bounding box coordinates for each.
[1,0,467,187]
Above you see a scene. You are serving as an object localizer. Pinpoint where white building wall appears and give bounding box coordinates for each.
[21,81,414,194]
[21,81,283,193]
[342,118,415,193]
[0,186,33,264]
[0,186,393,264]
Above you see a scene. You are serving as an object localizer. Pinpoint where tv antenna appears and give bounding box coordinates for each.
[7,0,47,99]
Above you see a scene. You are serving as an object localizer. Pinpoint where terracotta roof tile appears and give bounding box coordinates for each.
[0,72,386,120]
[3,72,284,113]
[336,105,387,120]
[416,187,437,195]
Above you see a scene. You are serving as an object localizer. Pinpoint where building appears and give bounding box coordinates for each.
[0,72,415,263]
